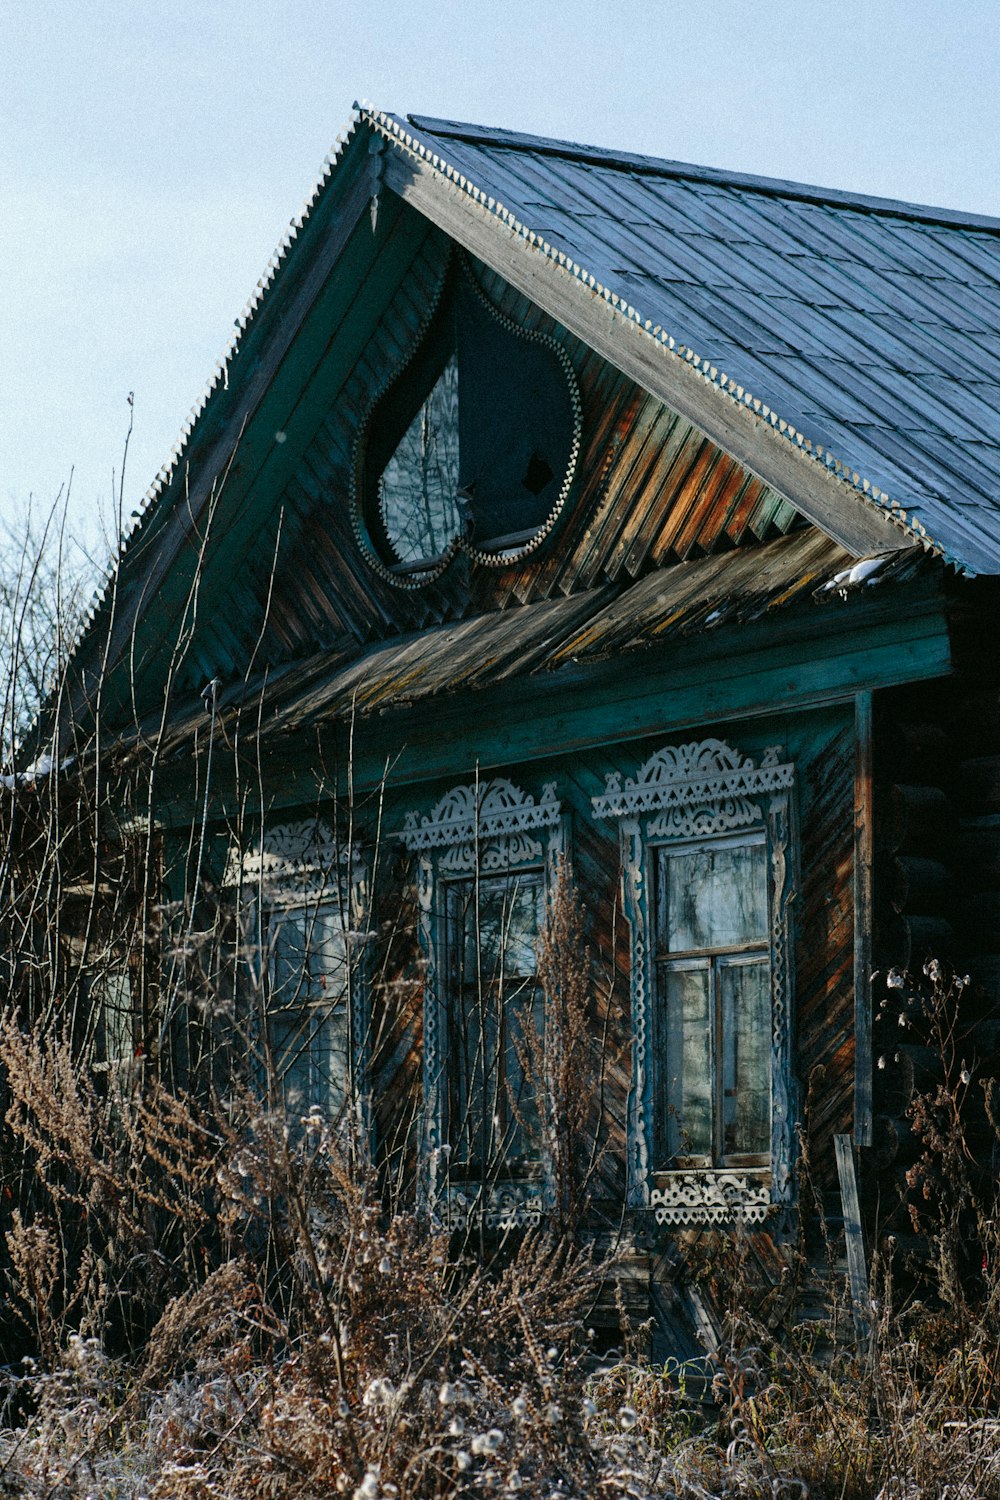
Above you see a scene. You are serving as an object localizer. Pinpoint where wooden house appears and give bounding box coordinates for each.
[58,109,1000,1346]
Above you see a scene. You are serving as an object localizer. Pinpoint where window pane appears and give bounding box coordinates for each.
[721,959,770,1157]
[380,356,461,565]
[445,873,543,1170]
[662,965,712,1163]
[662,841,767,952]
[450,874,541,983]
[268,904,350,1121]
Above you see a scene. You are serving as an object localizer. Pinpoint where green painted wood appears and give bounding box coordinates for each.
[101,204,446,724]
[145,594,952,827]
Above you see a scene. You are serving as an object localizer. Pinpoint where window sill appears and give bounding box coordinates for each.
[646,1168,772,1227]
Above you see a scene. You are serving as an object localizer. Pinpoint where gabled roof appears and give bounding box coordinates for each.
[62,106,1000,742]
[365,108,1000,575]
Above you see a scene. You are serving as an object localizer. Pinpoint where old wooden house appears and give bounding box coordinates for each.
[58,109,1000,1343]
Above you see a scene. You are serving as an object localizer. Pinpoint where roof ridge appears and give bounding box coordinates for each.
[406,112,1000,235]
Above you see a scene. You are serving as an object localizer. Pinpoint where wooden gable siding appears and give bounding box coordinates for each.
[193,235,802,687]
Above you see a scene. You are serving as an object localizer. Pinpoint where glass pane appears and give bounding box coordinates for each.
[662,966,712,1163]
[445,874,543,1169]
[662,841,767,952]
[449,986,501,1166]
[451,875,541,984]
[380,356,461,565]
[721,960,771,1157]
[505,983,544,1165]
[268,904,350,1121]
[269,1005,350,1119]
[271,906,347,1004]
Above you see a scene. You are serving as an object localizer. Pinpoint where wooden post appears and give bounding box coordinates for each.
[854,690,874,1147]
[835,1133,870,1342]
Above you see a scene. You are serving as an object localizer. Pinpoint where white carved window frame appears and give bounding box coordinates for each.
[592,738,796,1228]
[225,819,372,1142]
[399,777,567,1230]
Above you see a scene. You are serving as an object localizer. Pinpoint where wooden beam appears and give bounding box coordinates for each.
[854,691,875,1147]
[383,150,914,562]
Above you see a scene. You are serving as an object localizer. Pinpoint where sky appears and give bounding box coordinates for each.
[4,0,1000,553]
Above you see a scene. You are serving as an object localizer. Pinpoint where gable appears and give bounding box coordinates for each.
[158,244,809,701]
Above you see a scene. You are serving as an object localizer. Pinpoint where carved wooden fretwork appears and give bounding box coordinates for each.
[593,737,796,1227]
[592,738,793,838]
[400,778,562,874]
[649,1172,771,1226]
[226,819,363,904]
[432,1177,556,1232]
[407,777,565,1208]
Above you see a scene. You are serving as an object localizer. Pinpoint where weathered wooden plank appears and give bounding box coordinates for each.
[854,691,874,1146]
[383,151,915,561]
[67,161,380,730]
[835,1133,870,1340]
[149,595,953,823]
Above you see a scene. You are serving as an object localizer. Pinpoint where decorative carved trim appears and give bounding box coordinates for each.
[599,737,797,1225]
[226,819,362,900]
[593,738,793,838]
[432,1178,555,1231]
[649,1172,771,1226]
[400,778,561,874]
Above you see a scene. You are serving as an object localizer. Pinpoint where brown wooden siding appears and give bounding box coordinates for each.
[195,243,802,692]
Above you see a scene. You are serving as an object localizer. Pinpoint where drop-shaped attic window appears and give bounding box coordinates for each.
[355,270,581,585]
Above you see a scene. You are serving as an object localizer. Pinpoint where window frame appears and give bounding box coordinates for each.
[592,738,796,1227]
[399,777,566,1229]
[226,820,371,1144]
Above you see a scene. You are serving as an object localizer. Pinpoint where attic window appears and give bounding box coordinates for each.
[355,267,581,585]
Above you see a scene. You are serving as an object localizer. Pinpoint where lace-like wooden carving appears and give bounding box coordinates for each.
[432,1177,555,1231]
[594,737,796,1226]
[649,1172,771,1226]
[226,819,361,902]
[401,778,561,874]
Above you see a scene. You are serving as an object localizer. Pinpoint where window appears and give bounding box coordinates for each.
[355,264,581,582]
[654,835,770,1169]
[225,820,369,1135]
[592,738,796,1226]
[91,969,135,1074]
[266,902,351,1120]
[399,777,565,1227]
[444,871,544,1173]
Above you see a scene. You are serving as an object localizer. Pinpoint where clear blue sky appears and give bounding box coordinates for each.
[4,0,1000,545]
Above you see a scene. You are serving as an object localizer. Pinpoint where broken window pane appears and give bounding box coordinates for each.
[380,356,461,565]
